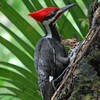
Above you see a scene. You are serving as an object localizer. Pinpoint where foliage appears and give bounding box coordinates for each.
[0,0,91,100]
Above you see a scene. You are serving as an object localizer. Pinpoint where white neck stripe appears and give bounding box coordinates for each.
[43,21,52,38]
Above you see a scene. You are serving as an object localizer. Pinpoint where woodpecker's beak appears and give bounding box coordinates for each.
[53,4,75,22]
[60,4,75,14]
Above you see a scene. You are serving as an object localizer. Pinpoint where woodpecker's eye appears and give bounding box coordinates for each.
[50,10,58,16]
[43,10,58,21]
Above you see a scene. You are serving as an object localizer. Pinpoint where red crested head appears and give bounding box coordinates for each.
[28,7,59,22]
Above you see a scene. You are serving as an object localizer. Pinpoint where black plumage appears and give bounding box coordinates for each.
[34,23,68,100]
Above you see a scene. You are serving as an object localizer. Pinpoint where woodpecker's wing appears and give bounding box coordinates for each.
[34,38,55,75]
[34,38,55,100]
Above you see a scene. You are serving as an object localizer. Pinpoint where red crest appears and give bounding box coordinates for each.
[28,7,59,22]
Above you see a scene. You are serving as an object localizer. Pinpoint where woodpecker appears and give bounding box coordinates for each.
[28,4,75,100]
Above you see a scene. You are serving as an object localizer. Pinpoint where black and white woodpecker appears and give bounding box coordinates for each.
[28,4,75,100]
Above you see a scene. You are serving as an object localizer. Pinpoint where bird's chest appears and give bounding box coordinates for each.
[49,38,66,57]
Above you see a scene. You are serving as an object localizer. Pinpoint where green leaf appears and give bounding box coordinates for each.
[0,62,36,81]
[0,36,35,73]
[0,0,41,46]
[0,86,20,97]
[63,0,88,37]
[31,0,43,10]
[0,86,39,100]
[0,93,16,98]
[82,0,91,9]
[0,23,34,57]
[0,85,40,100]
[0,68,39,96]
[22,0,35,12]
[0,78,37,95]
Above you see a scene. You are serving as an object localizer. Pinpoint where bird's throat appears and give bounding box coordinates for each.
[43,22,61,42]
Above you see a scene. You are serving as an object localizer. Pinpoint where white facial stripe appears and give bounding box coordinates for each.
[44,10,60,23]
[43,21,52,38]
[43,11,60,24]
[42,11,61,38]
[49,11,60,22]
[50,10,62,24]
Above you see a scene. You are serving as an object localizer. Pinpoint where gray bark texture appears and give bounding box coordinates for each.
[51,0,100,100]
